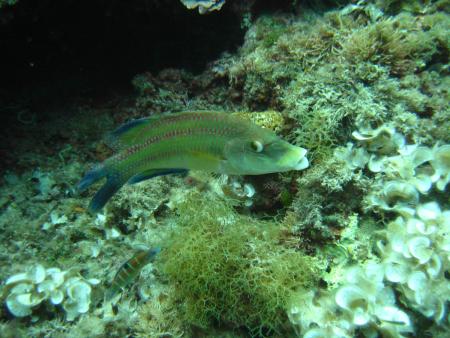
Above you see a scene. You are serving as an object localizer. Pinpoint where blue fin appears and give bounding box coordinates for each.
[106,117,154,150]
[110,117,150,139]
[89,175,126,213]
[77,165,106,192]
[128,168,188,184]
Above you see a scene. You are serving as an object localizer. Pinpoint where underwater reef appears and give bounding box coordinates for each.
[0,0,449,337]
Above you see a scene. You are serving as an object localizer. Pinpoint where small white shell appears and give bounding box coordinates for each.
[243,183,255,198]
[87,278,101,285]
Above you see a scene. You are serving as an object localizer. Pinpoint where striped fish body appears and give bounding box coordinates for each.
[78,111,308,212]
[106,248,160,301]
[108,112,246,176]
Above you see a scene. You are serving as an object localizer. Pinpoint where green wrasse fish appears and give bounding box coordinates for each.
[105,247,160,301]
[78,111,308,212]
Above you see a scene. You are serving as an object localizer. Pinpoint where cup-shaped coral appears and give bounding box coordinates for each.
[378,201,450,323]
[368,180,418,216]
[407,236,433,264]
[36,268,67,305]
[335,285,371,326]
[62,277,93,321]
[430,144,450,191]
[334,143,370,170]
[5,265,48,318]
[3,264,99,321]
[352,124,404,155]
[6,283,42,317]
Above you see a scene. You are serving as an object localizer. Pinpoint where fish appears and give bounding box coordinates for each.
[77,111,308,212]
[105,247,160,301]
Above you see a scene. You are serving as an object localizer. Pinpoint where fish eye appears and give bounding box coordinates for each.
[250,140,264,152]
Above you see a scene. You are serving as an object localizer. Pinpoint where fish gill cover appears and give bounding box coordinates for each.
[0,1,449,337]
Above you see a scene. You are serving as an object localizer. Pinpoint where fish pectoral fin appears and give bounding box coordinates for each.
[128,168,188,184]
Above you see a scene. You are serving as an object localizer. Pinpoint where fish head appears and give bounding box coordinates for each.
[222,130,309,175]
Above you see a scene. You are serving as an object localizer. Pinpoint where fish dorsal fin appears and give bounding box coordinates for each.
[106,111,225,150]
[106,117,155,150]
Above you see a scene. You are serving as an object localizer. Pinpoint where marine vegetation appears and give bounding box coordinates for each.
[159,190,321,336]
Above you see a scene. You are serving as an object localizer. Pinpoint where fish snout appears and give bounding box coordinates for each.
[280,145,309,171]
[294,147,309,170]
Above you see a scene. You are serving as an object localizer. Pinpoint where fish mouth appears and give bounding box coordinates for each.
[283,145,309,171]
[294,155,309,170]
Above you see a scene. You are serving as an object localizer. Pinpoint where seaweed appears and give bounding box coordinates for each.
[159,191,321,336]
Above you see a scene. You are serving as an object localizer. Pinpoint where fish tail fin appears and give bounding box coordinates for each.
[89,175,126,213]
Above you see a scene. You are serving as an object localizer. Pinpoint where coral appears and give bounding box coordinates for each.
[180,0,225,14]
[232,110,285,133]
[3,264,100,321]
[335,124,450,215]
[289,263,413,338]
[378,202,450,322]
[290,123,449,337]
[219,175,256,207]
[159,191,321,335]
[131,68,231,115]
[376,0,450,14]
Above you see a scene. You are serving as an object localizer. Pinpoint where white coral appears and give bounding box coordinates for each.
[4,265,99,321]
[379,202,450,322]
[290,126,449,337]
[289,264,412,338]
[430,144,450,191]
[180,0,225,14]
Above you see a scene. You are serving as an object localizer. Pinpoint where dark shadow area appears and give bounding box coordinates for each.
[0,0,244,112]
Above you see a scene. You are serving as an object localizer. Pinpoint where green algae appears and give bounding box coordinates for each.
[159,191,321,335]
